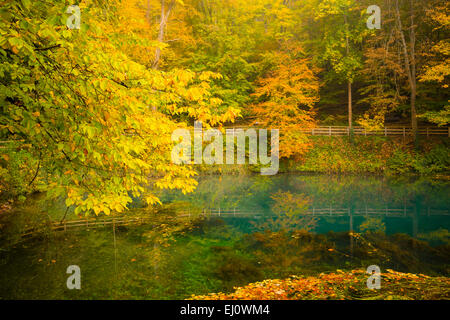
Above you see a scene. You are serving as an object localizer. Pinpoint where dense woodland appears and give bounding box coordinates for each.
[0,1,450,302]
[0,0,449,216]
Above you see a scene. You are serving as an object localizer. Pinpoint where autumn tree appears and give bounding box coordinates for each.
[355,0,447,135]
[152,0,184,69]
[251,45,320,158]
[419,1,450,126]
[394,0,420,136]
[0,0,238,215]
[314,0,366,130]
[358,11,408,130]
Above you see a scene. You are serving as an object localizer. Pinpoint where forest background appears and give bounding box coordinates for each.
[0,0,449,216]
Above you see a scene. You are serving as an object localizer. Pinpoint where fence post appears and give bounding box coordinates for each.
[403,127,406,138]
[329,126,331,136]
[448,127,450,138]
[427,127,429,138]
[384,127,387,136]
[312,128,314,136]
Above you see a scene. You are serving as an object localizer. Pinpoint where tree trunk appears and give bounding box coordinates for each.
[395,0,417,138]
[409,0,418,138]
[411,83,417,136]
[146,0,151,23]
[344,14,353,130]
[348,81,352,129]
[152,0,175,70]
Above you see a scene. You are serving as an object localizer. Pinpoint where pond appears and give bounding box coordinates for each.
[0,174,449,299]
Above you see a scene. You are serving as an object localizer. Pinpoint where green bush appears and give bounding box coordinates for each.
[413,142,450,174]
[386,149,415,174]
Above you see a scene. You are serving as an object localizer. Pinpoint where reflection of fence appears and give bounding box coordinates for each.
[198,206,448,238]
[19,206,449,238]
[21,216,154,238]
[221,126,450,137]
[197,206,450,218]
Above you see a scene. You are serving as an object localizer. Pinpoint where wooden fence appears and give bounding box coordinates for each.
[223,126,450,137]
[1,127,448,150]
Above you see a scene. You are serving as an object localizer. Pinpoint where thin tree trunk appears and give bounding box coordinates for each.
[153,0,166,70]
[344,14,353,130]
[146,0,151,23]
[153,0,175,70]
[395,0,417,138]
[348,81,352,129]
[409,0,418,138]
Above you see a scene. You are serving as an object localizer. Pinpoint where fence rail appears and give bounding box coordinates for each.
[1,127,448,149]
[222,126,450,137]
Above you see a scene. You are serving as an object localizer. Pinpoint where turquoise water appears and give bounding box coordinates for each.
[0,174,449,299]
[158,174,450,237]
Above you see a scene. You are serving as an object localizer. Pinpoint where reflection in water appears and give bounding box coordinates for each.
[0,174,448,299]
[159,174,450,237]
[250,191,317,232]
[360,217,386,234]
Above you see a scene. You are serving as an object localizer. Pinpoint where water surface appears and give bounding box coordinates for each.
[0,174,449,299]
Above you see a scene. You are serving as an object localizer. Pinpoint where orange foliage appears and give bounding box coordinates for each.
[190,269,450,300]
[251,45,320,158]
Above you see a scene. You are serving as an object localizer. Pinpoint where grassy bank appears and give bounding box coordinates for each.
[290,136,450,175]
[195,135,450,176]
